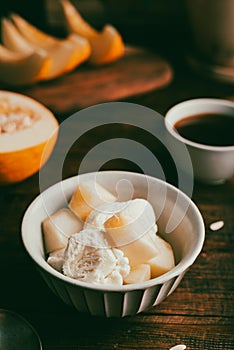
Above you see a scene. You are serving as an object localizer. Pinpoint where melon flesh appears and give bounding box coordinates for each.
[104,199,158,266]
[148,236,175,278]
[42,208,83,253]
[119,229,158,267]
[61,0,124,65]
[0,44,50,85]
[69,181,117,222]
[6,15,91,80]
[89,25,125,65]
[104,198,156,247]
[0,91,58,184]
[124,264,151,284]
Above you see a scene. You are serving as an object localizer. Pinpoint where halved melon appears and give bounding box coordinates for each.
[0,91,58,184]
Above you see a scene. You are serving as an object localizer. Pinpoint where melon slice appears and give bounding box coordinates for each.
[1,18,35,55]
[61,0,98,39]
[61,0,125,64]
[0,91,58,184]
[88,25,125,65]
[2,16,90,81]
[10,14,91,75]
[0,44,50,85]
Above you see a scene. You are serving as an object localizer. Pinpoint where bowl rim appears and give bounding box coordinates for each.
[21,171,205,292]
[165,98,234,152]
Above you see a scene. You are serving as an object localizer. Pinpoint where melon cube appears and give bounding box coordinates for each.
[148,236,175,278]
[124,264,151,284]
[119,231,158,267]
[42,208,83,253]
[104,198,156,247]
[69,181,117,222]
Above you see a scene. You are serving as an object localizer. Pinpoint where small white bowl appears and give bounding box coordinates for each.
[165,98,234,184]
[21,171,205,317]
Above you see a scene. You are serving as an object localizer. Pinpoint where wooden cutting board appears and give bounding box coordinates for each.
[22,47,173,114]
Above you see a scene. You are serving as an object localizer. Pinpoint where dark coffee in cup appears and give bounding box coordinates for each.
[174,114,234,147]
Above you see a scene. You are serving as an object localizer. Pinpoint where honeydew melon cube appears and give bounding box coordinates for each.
[124,264,151,284]
[42,208,83,253]
[69,181,117,222]
[148,236,175,278]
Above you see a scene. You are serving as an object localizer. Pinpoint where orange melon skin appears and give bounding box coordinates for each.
[0,133,58,185]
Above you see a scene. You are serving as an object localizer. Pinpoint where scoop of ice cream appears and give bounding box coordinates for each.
[62,228,130,285]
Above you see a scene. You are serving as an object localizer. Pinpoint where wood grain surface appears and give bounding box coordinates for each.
[20,47,173,114]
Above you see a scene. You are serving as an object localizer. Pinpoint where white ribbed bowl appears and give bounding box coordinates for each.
[21,171,205,317]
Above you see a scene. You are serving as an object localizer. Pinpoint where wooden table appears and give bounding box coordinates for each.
[0,49,234,350]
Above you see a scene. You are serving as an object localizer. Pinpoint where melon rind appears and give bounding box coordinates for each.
[0,91,58,184]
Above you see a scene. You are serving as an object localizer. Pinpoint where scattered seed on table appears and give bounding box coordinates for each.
[169,345,186,350]
[209,220,224,231]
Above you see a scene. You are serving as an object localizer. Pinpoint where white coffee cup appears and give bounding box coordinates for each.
[165,98,234,184]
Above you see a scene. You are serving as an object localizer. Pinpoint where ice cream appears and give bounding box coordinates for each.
[62,228,130,285]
